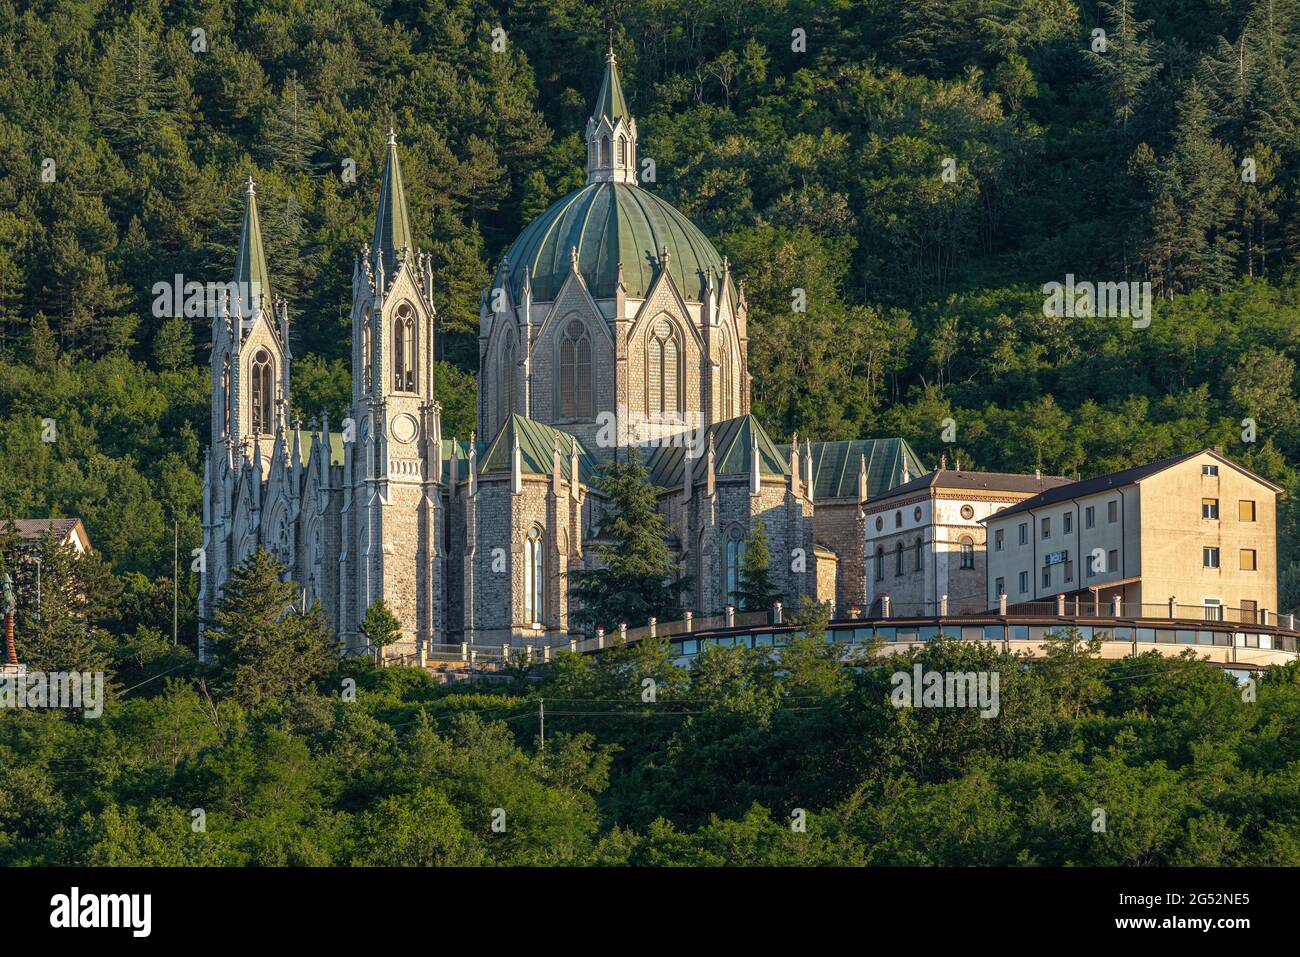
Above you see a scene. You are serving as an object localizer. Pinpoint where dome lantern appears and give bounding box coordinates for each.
[586,45,637,186]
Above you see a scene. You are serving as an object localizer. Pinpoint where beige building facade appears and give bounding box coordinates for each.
[982,449,1280,621]
[865,469,1071,616]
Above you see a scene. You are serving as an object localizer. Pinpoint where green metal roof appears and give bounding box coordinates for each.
[234,180,271,310]
[373,132,414,267]
[477,415,599,484]
[294,430,345,467]
[493,182,730,302]
[784,438,926,501]
[592,51,629,123]
[439,437,483,486]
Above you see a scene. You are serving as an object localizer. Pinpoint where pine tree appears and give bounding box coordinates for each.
[1085,0,1158,130]
[1146,82,1241,294]
[208,548,338,708]
[569,447,689,631]
[17,528,119,674]
[258,74,323,173]
[152,316,192,371]
[735,518,781,611]
[94,18,179,159]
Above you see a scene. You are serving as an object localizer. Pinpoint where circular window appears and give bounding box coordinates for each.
[875,516,883,531]
[960,504,975,520]
[913,506,922,521]
[255,349,269,363]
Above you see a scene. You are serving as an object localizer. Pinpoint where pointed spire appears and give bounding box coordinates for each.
[373,129,414,271]
[570,434,581,502]
[749,423,760,496]
[706,429,716,498]
[586,43,637,185]
[510,426,522,495]
[858,452,868,503]
[234,177,271,320]
[803,437,813,500]
[593,43,629,124]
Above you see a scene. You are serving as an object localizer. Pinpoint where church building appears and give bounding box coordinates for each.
[200,48,924,658]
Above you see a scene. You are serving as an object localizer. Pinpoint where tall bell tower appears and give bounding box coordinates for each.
[343,130,443,656]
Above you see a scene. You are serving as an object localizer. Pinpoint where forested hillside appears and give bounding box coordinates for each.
[3,0,1300,623]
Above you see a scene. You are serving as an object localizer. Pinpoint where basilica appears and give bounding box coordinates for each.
[199,49,924,658]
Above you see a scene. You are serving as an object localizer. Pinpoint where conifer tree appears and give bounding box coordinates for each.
[569,448,689,631]
[208,548,338,708]
[258,73,323,174]
[1085,0,1158,130]
[735,518,781,611]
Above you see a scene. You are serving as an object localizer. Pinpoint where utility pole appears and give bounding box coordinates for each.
[172,520,179,647]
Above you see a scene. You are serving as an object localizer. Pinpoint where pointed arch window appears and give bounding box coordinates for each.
[525,526,544,625]
[393,303,416,392]
[559,319,593,418]
[221,356,232,437]
[720,328,734,419]
[915,536,923,571]
[600,135,611,167]
[361,307,372,393]
[725,526,746,607]
[875,546,885,581]
[501,335,516,427]
[648,318,680,418]
[617,136,627,166]
[250,348,274,434]
[894,541,904,577]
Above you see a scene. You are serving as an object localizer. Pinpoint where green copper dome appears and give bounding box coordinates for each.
[495,182,730,303]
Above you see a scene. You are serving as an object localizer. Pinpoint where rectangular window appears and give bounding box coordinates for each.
[1064,560,1074,583]
[1107,549,1118,572]
[1087,553,1097,577]
[1018,522,1028,546]
[1202,498,1219,520]
[994,528,1004,552]
[1107,500,1118,523]
[1241,600,1257,624]
[1042,566,1051,588]
[1203,599,1223,622]
[995,577,1005,597]
[1064,512,1073,534]
[1085,506,1095,529]
[1203,464,1219,476]
[1203,547,1220,569]
[1041,517,1051,539]
[960,542,974,569]
[1239,500,1256,522]
[1018,571,1029,594]
[1240,549,1257,571]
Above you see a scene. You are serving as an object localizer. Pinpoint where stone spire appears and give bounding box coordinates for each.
[372,128,414,271]
[234,177,271,320]
[586,44,638,185]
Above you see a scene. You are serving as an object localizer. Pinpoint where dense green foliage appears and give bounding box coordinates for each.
[3,579,1299,865]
